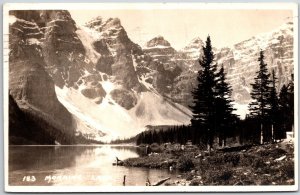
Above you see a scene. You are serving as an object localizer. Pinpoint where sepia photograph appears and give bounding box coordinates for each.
[3,3,298,192]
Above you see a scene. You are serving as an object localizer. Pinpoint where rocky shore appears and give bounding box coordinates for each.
[123,140,295,186]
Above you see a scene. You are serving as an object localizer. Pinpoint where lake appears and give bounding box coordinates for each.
[9,145,178,186]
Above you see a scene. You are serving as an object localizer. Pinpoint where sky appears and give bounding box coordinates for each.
[70,9,293,50]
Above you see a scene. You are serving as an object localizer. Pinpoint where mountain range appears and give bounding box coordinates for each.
[8,10,294,143]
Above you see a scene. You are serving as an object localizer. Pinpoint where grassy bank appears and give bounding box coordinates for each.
[123,140,294,186]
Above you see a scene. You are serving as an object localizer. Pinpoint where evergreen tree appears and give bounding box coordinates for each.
[249,50,271,143]
[215,65,236,146]
[279,77,294,138]
[190,36,218,151]
[268,70,280,141]
[279,85,289,138]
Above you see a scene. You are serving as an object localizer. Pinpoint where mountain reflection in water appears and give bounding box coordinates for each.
[9,145,177,186]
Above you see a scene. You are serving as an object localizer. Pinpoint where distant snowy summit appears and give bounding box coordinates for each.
[179,37,204,60]
[145,20,293,103]
[216,21,294,104]
[145,36,172,48]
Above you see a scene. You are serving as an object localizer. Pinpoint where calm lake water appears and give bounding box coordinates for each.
[9,145,178,186]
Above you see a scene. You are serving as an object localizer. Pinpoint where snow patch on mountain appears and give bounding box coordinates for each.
[55,84,192,141]
[101,80,116,94]
[55,86,126,142]
[76,27,101,64]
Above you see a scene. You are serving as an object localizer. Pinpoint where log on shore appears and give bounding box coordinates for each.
[152,177,171,186]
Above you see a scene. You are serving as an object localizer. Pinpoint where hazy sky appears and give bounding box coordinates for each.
[70,9,292,50]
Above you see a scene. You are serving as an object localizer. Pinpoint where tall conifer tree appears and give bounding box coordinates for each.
[249,50,271,143]
[278,75,294,138]
[279,84,289,138]
[215,65,236,146]
[268,70,279,141]
[190,36,217,151]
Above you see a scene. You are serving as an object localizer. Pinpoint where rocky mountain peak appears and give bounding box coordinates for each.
[10,10,75,29]
[85,17,122,33]
[213,21,294,104]
[182,37,204,51]
[190,36,203,44]
[146,36,172,48]
[84,16,103,29]
[104,18,121,28]
[174,37,204,72]
[83,16,143,91]
[143,36,177,72]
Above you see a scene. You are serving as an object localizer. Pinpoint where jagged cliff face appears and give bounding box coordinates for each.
[176,37,204,71]
[143,36,177,69]
[144,22,294,112]
[80,17,146,110]
[169,37,205,106]
[216,22,294,103]
[42,11,87,88]
[84,17,142,90]
[9,12,76,144]
[82,17,184,104]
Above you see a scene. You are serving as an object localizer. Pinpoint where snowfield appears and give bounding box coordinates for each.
[55,84,192,142]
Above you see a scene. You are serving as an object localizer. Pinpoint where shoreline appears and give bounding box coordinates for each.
[122,140,295,186]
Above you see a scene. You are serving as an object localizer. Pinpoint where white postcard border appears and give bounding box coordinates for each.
[3,2,298,192]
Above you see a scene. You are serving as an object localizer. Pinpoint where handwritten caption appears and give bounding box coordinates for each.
[22,175,112,183]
